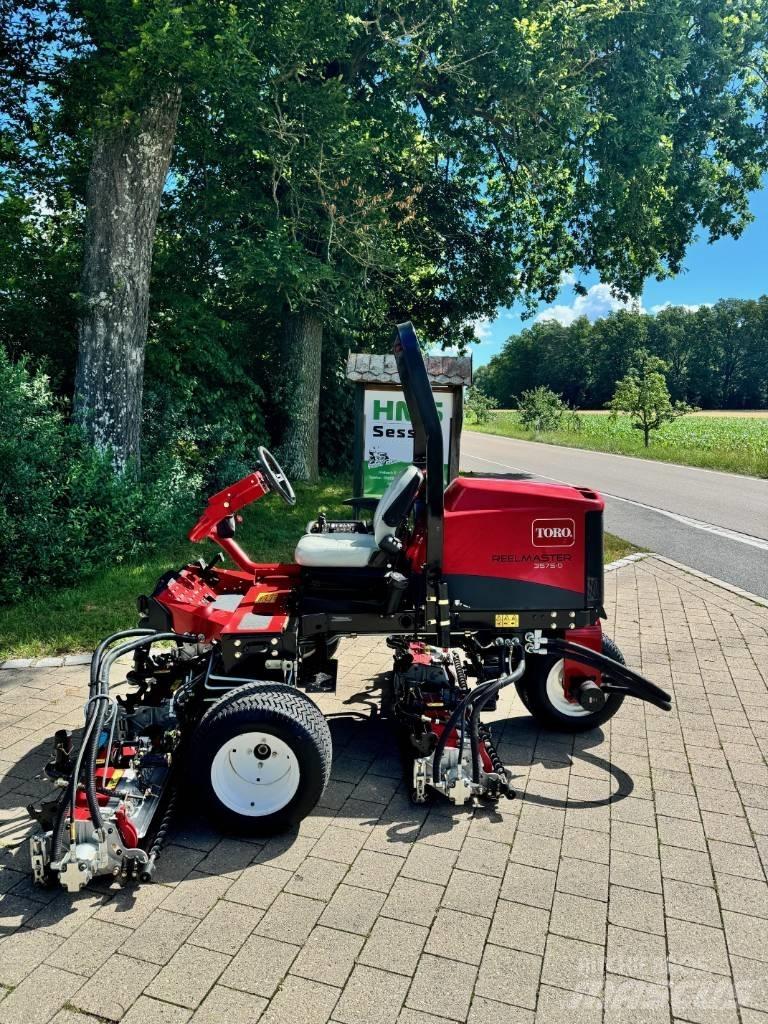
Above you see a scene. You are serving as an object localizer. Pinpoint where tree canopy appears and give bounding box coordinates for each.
[476,297,768,411]
[1,0,767,473]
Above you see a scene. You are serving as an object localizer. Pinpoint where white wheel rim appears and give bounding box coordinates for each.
[210,732,300,816]
[545,659,590,718]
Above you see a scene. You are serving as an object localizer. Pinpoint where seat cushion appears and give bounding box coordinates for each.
[295,532,379,568]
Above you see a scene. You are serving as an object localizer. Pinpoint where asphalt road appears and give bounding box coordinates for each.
[461,431,768,599]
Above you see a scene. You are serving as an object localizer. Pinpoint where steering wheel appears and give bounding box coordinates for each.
[257,446,297,506]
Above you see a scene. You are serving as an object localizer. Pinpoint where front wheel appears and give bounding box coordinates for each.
[190,683,331,835]
[515,635,625,733]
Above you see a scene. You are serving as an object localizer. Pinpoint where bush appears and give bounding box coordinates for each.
[465,385,498,425]
[517,386,569,432]
[0,347,198,604]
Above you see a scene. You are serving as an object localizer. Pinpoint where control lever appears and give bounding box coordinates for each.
[200,552,224,582]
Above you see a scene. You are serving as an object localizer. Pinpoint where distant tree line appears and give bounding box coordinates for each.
[475,299,768,411]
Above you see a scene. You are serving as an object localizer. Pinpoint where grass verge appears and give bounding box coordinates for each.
[0,476,350,660]
[467,411,768,477]
[605,533,642,564]
[0,476,641,660]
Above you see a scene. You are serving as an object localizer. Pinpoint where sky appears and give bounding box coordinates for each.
[470,185,768,368]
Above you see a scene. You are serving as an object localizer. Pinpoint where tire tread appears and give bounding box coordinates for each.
[191,682,331,834]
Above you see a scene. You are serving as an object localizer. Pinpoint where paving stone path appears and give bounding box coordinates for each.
[1,555,767,1024]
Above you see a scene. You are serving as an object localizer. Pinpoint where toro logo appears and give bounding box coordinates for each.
[532,518,575,548]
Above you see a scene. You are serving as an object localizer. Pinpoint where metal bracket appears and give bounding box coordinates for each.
[524,630,547,654]
[412,757,428,803]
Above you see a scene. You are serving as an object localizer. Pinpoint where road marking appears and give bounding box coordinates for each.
[607,495,768,552]
[462,452,768,552]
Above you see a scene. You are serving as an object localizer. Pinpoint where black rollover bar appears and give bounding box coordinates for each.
[545,639,672,712]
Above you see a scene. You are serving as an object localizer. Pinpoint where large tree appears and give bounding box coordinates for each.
[4,0,768,476]
[251,0,768,475]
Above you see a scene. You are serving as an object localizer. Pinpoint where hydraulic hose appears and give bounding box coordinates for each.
[52,629,190,861]
[71,629,158,842]
[468,657,527,783]
[89,629,156,699]
[51,694,106,860]
[432,652,526,785]
[544,639,672,711]
[84,632,191,830]
[53,631,153,861]
[84,636,160,831]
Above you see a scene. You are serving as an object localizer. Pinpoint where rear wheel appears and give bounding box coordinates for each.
[515,635,625,732]
[190,683,331,835]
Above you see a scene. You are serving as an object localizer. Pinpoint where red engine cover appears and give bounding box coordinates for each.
[442,477,603,610]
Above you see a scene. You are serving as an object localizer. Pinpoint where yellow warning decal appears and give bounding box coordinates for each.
[105,769,123,790]
[495,613,519,628]
[253,591,277,603]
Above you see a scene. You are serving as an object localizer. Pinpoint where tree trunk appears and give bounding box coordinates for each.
[74,89,181,472]
[279,309,322,482]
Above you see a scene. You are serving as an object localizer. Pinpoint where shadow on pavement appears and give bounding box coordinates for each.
[1,683,634,932]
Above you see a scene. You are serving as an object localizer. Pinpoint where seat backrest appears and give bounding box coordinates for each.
[373,465,423,544]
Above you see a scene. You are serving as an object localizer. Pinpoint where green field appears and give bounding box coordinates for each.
[0,475,638,660]
[468,411,768,477]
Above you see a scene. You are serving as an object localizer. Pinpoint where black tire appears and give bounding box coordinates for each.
[515,635,626,733]
[190,682,332,836]
[300,636,341,665]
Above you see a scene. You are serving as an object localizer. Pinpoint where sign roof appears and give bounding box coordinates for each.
[346,352,472,386]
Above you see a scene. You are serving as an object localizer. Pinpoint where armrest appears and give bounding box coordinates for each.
[343,497,379,512]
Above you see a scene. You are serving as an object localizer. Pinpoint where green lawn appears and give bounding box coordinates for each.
[604,534,642,564]
[468,411,768,477]
[0,475,638,660]
[0,476,351,660]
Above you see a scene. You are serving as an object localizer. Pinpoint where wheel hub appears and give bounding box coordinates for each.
[546,660,591,717]
[210,732,300,816]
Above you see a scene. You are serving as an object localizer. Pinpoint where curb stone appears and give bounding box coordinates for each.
[652,554,768,609]
[604,551,652,572]
[0,652,92,671]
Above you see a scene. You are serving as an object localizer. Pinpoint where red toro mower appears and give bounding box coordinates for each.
[29,323,671,891]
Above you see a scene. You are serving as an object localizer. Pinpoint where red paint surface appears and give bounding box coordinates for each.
[443,477,603,596]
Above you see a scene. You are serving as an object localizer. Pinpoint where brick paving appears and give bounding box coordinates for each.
[1,555,767,1024]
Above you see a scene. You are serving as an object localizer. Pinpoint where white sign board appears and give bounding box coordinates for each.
[362,387,453,496]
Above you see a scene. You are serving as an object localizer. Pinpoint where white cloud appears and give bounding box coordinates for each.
[535,283,643,326]
[471,316,494,341]
[649,302,711,314]
[559,270,577,287]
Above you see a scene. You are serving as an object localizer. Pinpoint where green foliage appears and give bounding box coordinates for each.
[468,411,768,477]
[0,474,352,658]
[517,387,570,433]
[0,347,198,605]
[465,386,498,425]
[608,350,694,446]
[479,298,768,411]
[1,0,768,602]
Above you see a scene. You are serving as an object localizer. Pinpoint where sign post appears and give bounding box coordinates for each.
[346,353,472,500]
